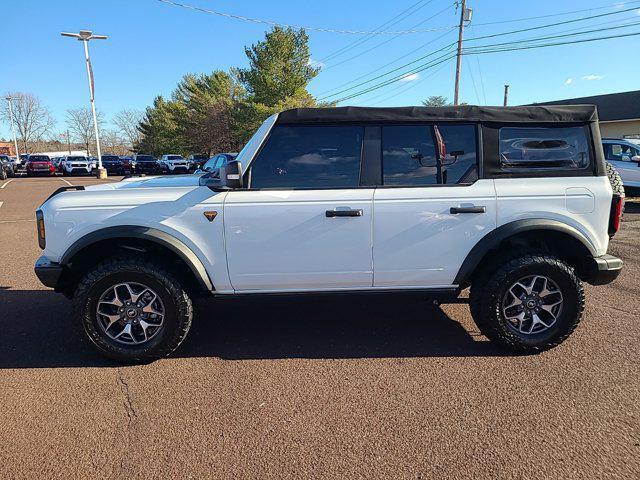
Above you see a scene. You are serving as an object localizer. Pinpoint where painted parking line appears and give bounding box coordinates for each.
[58,177,74,187]
[0,179,14,189]
[0,201,3,210]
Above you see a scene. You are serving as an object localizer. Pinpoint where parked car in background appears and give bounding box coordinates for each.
[133,154,160,175]
[159,154,189,174]
[0,155,16,179]
[25,155,56,176]
[13,153,30,171]
[61,155,92,176]
[602,138,640,194]
[101,154,124,175]
[51,157,63,172]
[120,156,135,175]
[196,153,238,175]
[187,154,208,171]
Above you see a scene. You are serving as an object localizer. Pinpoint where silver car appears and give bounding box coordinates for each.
[602,139,640,192]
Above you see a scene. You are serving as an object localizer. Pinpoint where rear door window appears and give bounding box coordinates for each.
[499,126,591,171]
[250,125,363,189]
[382,124,478,186]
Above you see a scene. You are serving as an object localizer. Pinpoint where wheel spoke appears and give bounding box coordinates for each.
[114,323,136,343]
[504,290,523,309]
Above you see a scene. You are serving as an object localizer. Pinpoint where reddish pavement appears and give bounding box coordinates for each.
[0,175,638,479]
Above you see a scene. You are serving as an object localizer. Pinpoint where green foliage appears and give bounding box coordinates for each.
[137,27,322,155]
[422,96,451,107]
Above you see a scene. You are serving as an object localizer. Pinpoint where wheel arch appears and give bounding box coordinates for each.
[60,226,213,293]
[454,219,597,287]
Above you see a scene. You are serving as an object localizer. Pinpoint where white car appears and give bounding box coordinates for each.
[34,105,623,362]
[160,154,189,174]
[602,139,640,191]
[60,155,92,176]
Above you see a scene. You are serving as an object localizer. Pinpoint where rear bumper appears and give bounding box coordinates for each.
[584,254,623,286]
[34,256,64,289]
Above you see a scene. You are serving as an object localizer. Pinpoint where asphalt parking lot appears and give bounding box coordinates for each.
[0,174,638,479]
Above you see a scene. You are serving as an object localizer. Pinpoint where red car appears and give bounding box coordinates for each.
[26,155,56,177]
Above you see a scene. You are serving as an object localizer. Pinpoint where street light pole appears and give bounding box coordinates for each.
[61,30,108,178]
[4,96,20,163]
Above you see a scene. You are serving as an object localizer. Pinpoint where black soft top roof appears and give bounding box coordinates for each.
[277,105,598,125]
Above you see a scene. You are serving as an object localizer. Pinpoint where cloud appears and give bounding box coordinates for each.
[583,74,604,81]
[399,73,420,82]
[564,78,574,85]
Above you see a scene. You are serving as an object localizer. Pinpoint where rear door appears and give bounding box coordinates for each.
[224,124,374,292]
[373,124,497,288]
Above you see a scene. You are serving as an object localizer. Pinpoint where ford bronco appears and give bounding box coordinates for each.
[34,105,624,362]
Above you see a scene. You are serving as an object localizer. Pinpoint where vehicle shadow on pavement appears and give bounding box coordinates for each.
[0,288,510,369]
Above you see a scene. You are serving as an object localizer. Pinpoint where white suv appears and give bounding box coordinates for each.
[34,106,624,362]
[159,154,189,174]
[60,155,92,176]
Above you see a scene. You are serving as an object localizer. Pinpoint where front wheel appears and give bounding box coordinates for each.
[470,254,584,353]
[73,256,193,362]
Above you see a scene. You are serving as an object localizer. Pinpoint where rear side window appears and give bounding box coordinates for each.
[382,124,478,186]
[499,127,591,172]
[250,125,363,189]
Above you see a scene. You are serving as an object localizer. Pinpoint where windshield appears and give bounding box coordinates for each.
[167,155,184,160]
[102,156,119,161]
[235,114,278,168]
[29,155,50,162]
[68,156,86,161]
[137,155,156,161]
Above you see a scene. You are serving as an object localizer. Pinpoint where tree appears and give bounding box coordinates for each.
[136,96,185,156]
[239,27,319,106]
[66,107,105,156]
[1,92,55,153]
[113,109,144,152]
[422,96,451,107]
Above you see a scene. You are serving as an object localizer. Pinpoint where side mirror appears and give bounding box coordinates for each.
[220,160,243,189]
[632,155,640,164]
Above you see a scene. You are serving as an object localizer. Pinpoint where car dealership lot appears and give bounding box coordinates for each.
[0,176,638,479]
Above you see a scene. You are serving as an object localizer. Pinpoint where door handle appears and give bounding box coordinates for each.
[450,205,486,214]
[326,208,363,218]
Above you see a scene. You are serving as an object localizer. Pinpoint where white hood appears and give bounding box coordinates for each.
[85,174,204,191]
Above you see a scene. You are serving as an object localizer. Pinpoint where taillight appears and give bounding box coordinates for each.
[608,194,623,237]
[36,210,46,249]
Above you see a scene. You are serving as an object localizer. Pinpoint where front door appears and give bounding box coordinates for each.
[373,124,497,288]
[224,124,373,292]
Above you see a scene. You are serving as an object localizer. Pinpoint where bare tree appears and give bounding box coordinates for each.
[113,109,144,152]
[101,129,128,155]
[66,107,105,156]
[1,92,56,153]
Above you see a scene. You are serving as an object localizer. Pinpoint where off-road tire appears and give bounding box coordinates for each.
[0,168,6,181]
[606,161,626,202]
[469,254,584,353]
[73,255,193,363]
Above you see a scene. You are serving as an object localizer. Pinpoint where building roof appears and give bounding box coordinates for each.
[533,90,640,122]
[277,105,598,125]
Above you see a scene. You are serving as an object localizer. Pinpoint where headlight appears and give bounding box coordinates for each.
[36,210,46,249]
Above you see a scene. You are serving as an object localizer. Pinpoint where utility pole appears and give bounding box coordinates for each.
[4,96,20,163]
[503,84,510,106]
[453,0,469,106]
[61,30,108,178]
[66,130,71,154]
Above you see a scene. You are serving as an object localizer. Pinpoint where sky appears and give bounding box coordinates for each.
[2,0,640,139]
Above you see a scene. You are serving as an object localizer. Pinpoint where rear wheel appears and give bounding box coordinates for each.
[470,254,584,353]
[73,256,193,362]
[0,168,6,181]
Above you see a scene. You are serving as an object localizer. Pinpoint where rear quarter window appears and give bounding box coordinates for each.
[499,126,591,172]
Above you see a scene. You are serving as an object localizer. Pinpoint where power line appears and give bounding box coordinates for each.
[156,0,457,35]
[465,4,640,43]
[466,30,640,56]
[321,3,455,70]
[471,0,640,27]
[464,56,480,105]
[331,26,640,104]
[319,0,438,63]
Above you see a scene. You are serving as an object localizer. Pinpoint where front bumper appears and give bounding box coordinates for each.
[585,254,623,286]
[34,256,64,289]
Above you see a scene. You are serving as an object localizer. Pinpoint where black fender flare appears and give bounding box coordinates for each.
[60,225,213,291]
[453,219,597,286]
